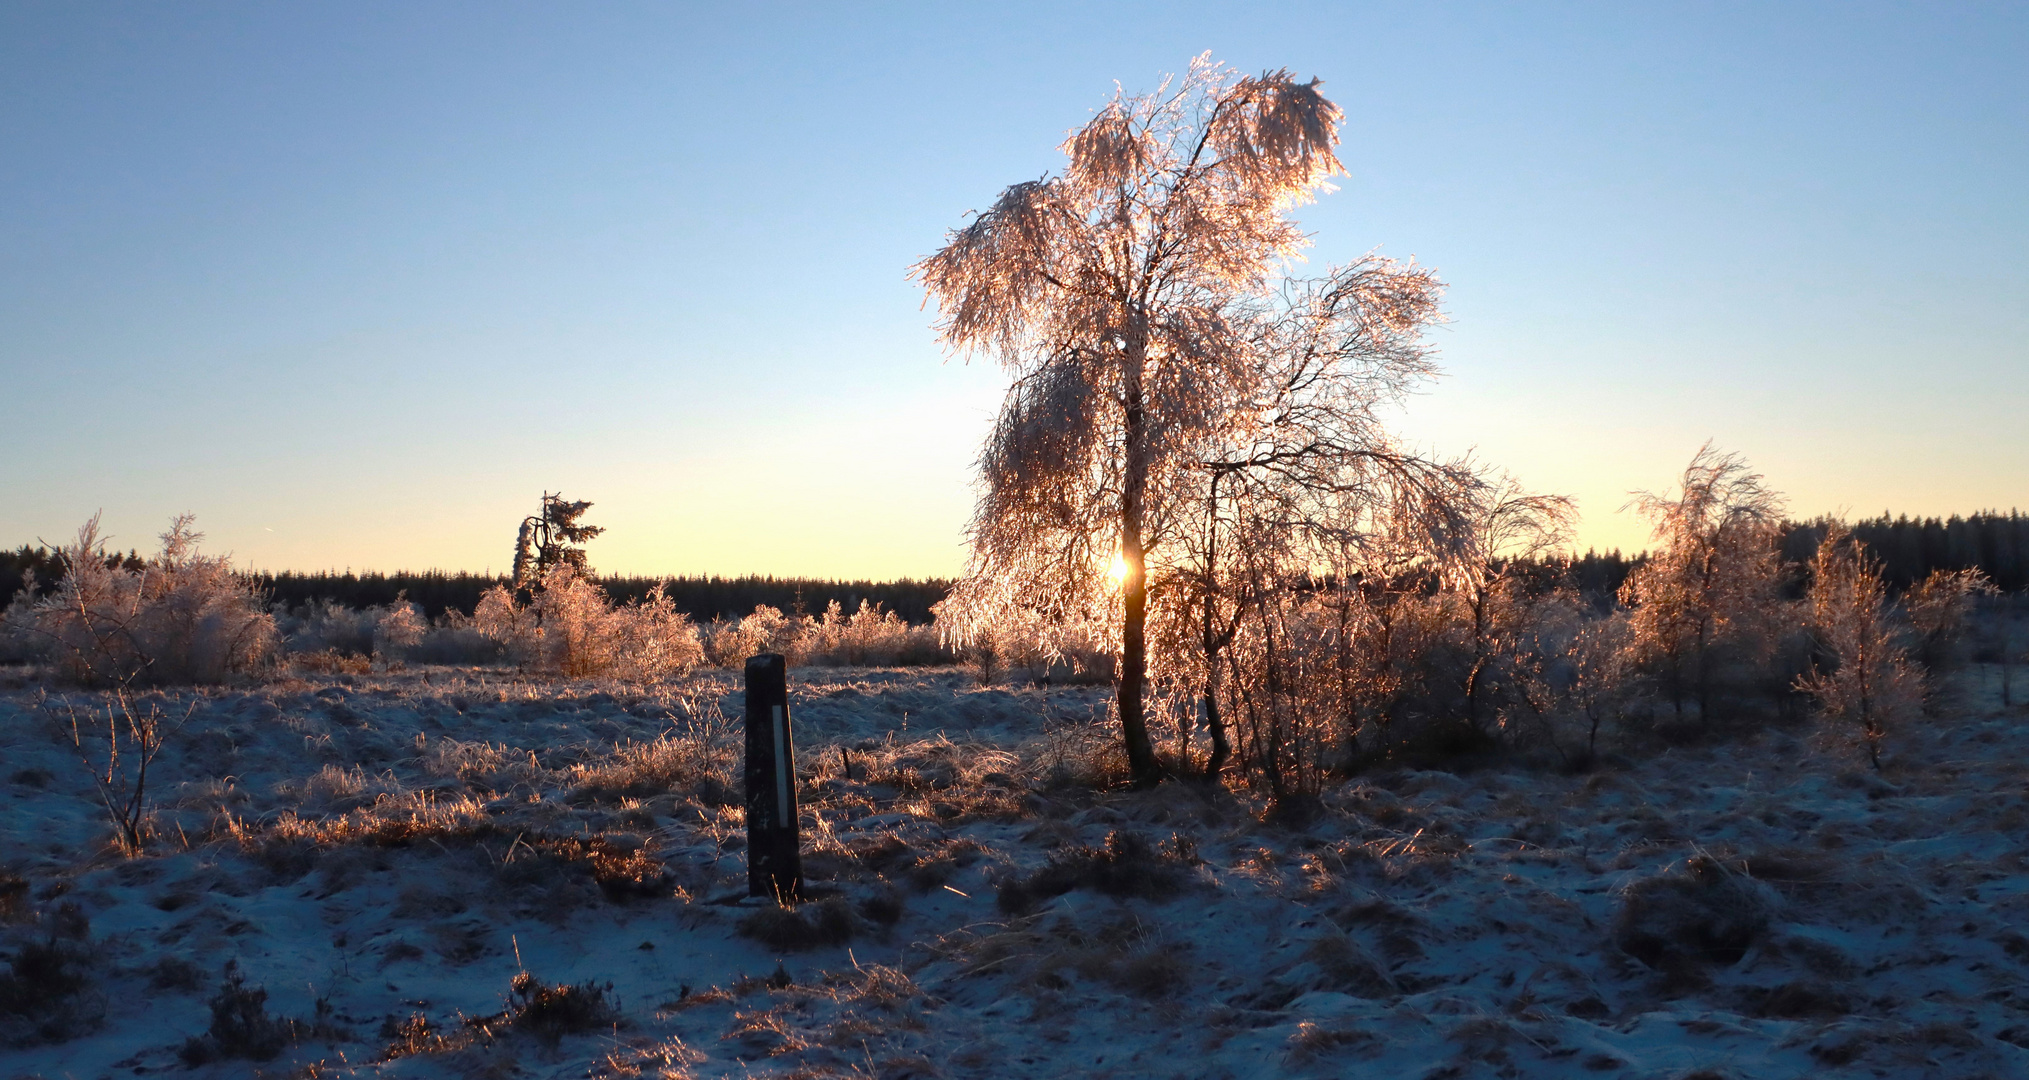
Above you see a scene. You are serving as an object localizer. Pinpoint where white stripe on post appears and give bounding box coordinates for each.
[772,704,791,825]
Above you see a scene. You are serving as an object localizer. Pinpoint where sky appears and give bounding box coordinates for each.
[3,2,2024,579]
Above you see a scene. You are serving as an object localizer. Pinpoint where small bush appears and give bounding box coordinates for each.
[473,565,702,680]
[0,933,102,1047]
[505,971,620,1044]
[1613,855,1778,970]
[737,897,861,951]
[857,883,907,927]
[279,599,378,658]
[14,515,276,685]
[177,965,296,1064]
[405,623,502,665]
[701,599,953,669]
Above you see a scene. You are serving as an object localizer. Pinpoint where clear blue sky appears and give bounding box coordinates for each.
[4,2,2024,577]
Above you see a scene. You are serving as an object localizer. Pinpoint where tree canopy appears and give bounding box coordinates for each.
[917,57,1478,785]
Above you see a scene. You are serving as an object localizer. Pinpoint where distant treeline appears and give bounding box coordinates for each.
[0,552,954,622]
[3,509,2022,618]
[1505,549,1643,611]
[242,570,955,624]
[0,545,144,607]
[1780,512,2029,594]
[592,576,954,624]
[1500,512,2028,603]
[245,570,505,620]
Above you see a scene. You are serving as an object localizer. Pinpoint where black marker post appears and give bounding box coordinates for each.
[743,653,802,901]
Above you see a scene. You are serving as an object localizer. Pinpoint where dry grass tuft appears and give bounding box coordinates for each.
[820,963,926,1012]
[995,830,1196,914]
[593,1035,705,1078]
[737,898,862,951]
[502,971,622,1044]
[243,796,671,902]
[920,911,1183,1002]
[723,1005,812,1059]
[374,969,621,1063]
[569,733,739,806]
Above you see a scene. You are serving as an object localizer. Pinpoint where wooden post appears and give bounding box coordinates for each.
[744,653,802,901]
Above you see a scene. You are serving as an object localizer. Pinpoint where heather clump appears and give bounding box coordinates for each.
[737,897,863,951]
[502,971,621,1044]
[1613,855,1779,971]
[0,906,103,1048]
[176,965,300,1064]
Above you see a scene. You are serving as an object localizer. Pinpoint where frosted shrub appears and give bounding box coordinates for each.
[842,600,910,664]
[1566,613,1635,761]
[372,599,428,661]
[1619,445,1787,726]
[940,602,1110,686]
[802,600,943,666]
[1797,526,1923,769]
[736,605,803,663]
[280,600,378,657]
[1903,567,1996,668]
[617,584,708,681]
[472,564,701,681]
[284,597,473,666]
[950,605,1047,684]
[0,583,40,663]
[19,515,277,685]
[792,600,847,663]
[697,618,743,669]
[700,606,790,669]
[693,601,950,670]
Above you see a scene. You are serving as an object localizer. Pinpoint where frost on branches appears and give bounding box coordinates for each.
[3,514,276,686]
[1796,525,1923,769]
[472,565,702,682]
[915,55,1492,787]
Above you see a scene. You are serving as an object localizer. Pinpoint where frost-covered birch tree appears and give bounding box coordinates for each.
[1620,444,1786,724]
[1798,524,1922,768]
[916,56,1464,785]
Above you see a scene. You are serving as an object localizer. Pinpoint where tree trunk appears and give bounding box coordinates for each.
[1118,325,1160,786]
[1466,588,1488,732]
[1200,473,1231,782]
[1202,681,1230,780]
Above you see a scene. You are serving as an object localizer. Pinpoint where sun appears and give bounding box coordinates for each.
[1108,552,1129,588]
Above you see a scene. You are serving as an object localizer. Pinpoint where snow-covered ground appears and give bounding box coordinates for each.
[3,662,2026,1079]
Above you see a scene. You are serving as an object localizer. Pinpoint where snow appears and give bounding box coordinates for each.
[2,663,2026,1078]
